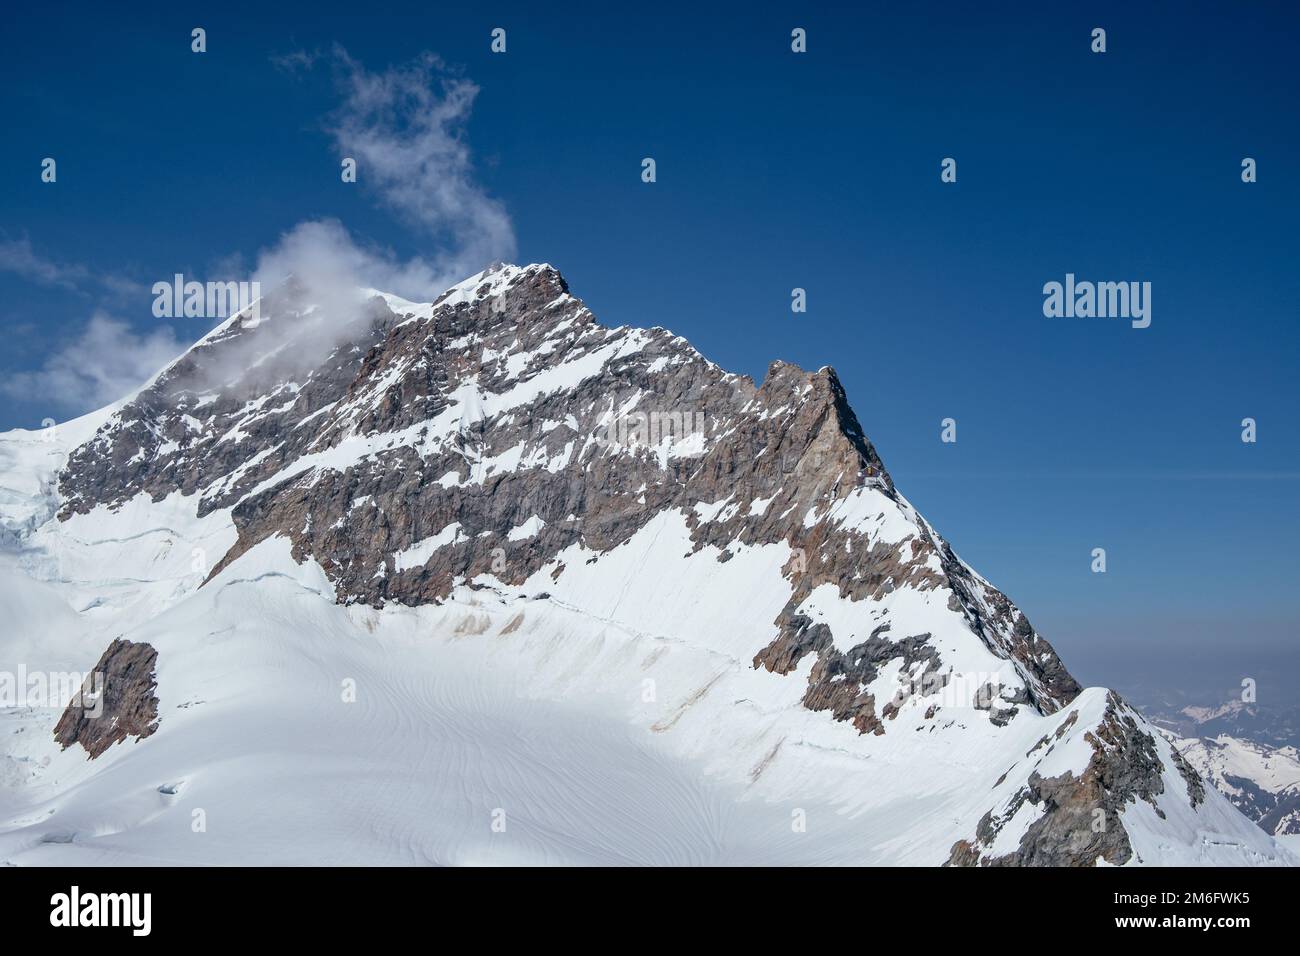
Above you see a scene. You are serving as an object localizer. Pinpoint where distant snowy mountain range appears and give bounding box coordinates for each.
[1139,693,1300,751]
[0,263,1292,865]
[1121,689,1300,838]
[1172,734,1300,836]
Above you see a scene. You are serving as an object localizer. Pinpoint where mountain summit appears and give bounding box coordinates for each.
[0,264,1290,865]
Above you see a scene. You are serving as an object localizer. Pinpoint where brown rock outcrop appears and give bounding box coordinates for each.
[53,639,159,759]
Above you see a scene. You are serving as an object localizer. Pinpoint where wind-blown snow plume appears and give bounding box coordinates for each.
[250,219,442,321]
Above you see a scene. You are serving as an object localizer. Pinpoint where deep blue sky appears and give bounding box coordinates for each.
[2,1,1297,700]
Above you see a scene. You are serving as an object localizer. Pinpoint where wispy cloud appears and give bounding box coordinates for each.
[325,47,516,280]
[270,47,321,76]
[244,48,517,351]
[1,313,184,413]
[0,236,91,290]
[0,235,147,299]
[252,218,447,308]
[9,48,513,417]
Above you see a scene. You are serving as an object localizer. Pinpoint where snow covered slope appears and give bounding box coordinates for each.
[0,263,1292,865]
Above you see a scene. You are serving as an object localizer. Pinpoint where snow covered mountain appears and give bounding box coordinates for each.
[1173,735,1300,836]
[1146,695,1300,752]
[1125,690,1300,837]
[0,263,1292,865]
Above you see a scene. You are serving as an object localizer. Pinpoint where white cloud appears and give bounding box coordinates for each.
[270,48,321,75]
[0,237,90,289]
[2,313,185,413]
[251,218,444,312]
[6,50,513,416]
[326,48,516,281]
[237,51,519,371]
[0,235,147,300]
[250,49,518,308]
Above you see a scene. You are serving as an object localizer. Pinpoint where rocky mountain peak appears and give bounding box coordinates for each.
[56,262,1071,712]
[29,262,1276,866]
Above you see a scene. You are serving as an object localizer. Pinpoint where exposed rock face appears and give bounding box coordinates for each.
[49,262,1222,864]
[755,617,945,736]
[947,693,1180,866]
[53,639,159,759]
[58,264,1079,721]
[1170,746,1207,809]
[939,546,1081,713]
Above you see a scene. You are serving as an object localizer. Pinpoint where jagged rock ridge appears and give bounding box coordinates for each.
[59,265,1077,713]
